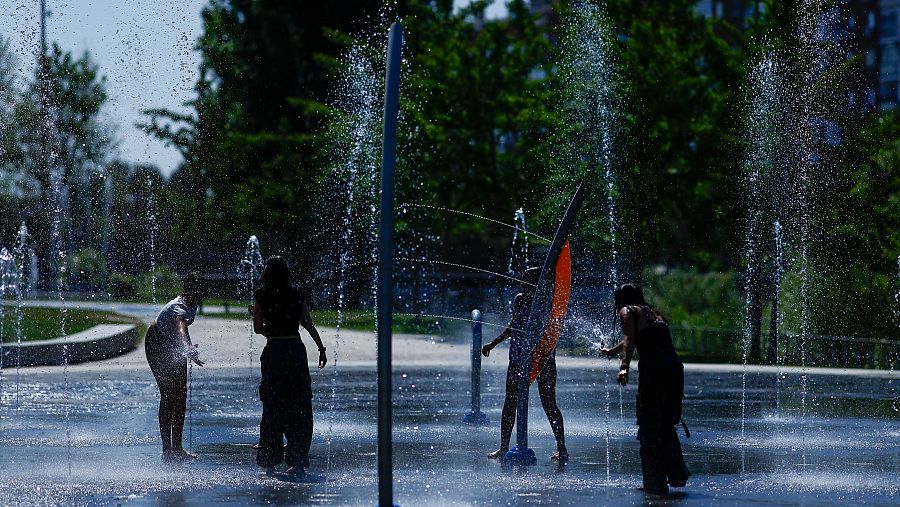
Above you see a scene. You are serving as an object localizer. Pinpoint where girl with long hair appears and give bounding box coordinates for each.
[250,256,327,475]
[601,283,689,495]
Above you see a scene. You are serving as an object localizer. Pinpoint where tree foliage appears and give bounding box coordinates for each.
[127,0,898,340]
[600,0,744,270]
[143,0,382,277]
[1,40,112,286]
[397,0,555,267]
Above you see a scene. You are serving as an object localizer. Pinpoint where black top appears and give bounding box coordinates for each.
[633,309,680,365]
[255,285,306,338]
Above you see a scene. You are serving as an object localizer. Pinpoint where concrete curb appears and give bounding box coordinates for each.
[1,324,138,368]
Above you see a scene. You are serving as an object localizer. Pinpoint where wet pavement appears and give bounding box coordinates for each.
[0,362,897,506]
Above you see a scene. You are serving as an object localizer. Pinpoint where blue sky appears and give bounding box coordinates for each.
[1,0,205,177]
[455,0,509,18]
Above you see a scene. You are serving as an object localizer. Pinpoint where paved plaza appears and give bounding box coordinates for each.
[0,311,898,506]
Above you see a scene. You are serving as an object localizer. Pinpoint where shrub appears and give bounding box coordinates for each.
[774,262,899,339]
[136,266,181,302]
[108,266,181,302]
[67,248,107,291]
[641,268,743,329]
[108,272,137,299]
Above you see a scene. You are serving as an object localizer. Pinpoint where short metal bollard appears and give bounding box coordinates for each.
[463,309,490,425]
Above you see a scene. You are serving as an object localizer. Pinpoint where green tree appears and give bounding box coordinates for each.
[0,37,27,240]
[811,112,900,339]
[143,0,381,278]
[738,0,890,352]
[0,37,20,172]
[598,0,744,271]
[105,160,168,275]
[397,0,555,269]
[2,43,111,287]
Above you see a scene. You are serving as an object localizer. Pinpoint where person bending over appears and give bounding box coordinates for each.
[145,271,207,462]
[601,283,689,495]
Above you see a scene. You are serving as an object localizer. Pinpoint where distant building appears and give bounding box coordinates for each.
[880,0,900,109]
[696,0,758,30]
[843,0,881,112]
[698,0,896,113]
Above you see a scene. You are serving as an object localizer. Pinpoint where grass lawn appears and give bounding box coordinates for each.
[204,308,450,335]
[0,306,144,343]
[203,298,250,307]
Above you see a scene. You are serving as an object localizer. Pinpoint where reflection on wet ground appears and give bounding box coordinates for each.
[0,365,897,505]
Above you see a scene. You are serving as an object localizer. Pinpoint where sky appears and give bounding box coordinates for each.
[454,0,509,19]
[1,0,205,178]
[1,0,508,178]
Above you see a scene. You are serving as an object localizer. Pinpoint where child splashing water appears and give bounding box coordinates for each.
[145,271,207,462]
[481,267,569,463]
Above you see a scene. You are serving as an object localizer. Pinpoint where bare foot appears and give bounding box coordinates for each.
[172,448,197,461]
[550,451,569,464]
[487,448,508,459]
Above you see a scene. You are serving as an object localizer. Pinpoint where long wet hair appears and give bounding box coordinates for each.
[259,256,293,291]
[257,256,304,328]
[614,283,665,323]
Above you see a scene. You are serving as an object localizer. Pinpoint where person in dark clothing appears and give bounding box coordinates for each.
[146,271,207,462]
[601,283,690,495]
[250,256,327,475]
[481,267,569,463]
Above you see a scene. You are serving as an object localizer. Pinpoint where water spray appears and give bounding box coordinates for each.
[238,235,264,372]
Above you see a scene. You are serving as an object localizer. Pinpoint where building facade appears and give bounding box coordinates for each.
[698,0,896,112]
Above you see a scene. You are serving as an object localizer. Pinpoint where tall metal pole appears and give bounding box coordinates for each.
[40,0,47,57]
[464,309,488,425]
[377,21,402,507]
[471,309,482,414]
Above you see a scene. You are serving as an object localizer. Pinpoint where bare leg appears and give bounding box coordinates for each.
[538,360,567,460]
[169,361,193,459]
[149,354,176,457]
[147,326,185,460]
[171,385,187,452]
[489,363,519,458]
[158,393,172,454]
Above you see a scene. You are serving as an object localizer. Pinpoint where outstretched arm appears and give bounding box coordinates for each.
[616,308,637,385]
[176,316,204,367]
[299,299,327,369]
[600,341,624,357]
[482,326,512,357]
[483,294,523,357]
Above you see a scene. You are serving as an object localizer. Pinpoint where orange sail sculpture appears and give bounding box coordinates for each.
[509,181,585,462]
[528,240,572,383]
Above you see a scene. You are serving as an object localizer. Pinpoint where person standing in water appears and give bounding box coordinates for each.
[481,267,569,463]
[601,283,690,495]
[145,271,207,462]
[250,256,327,475]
